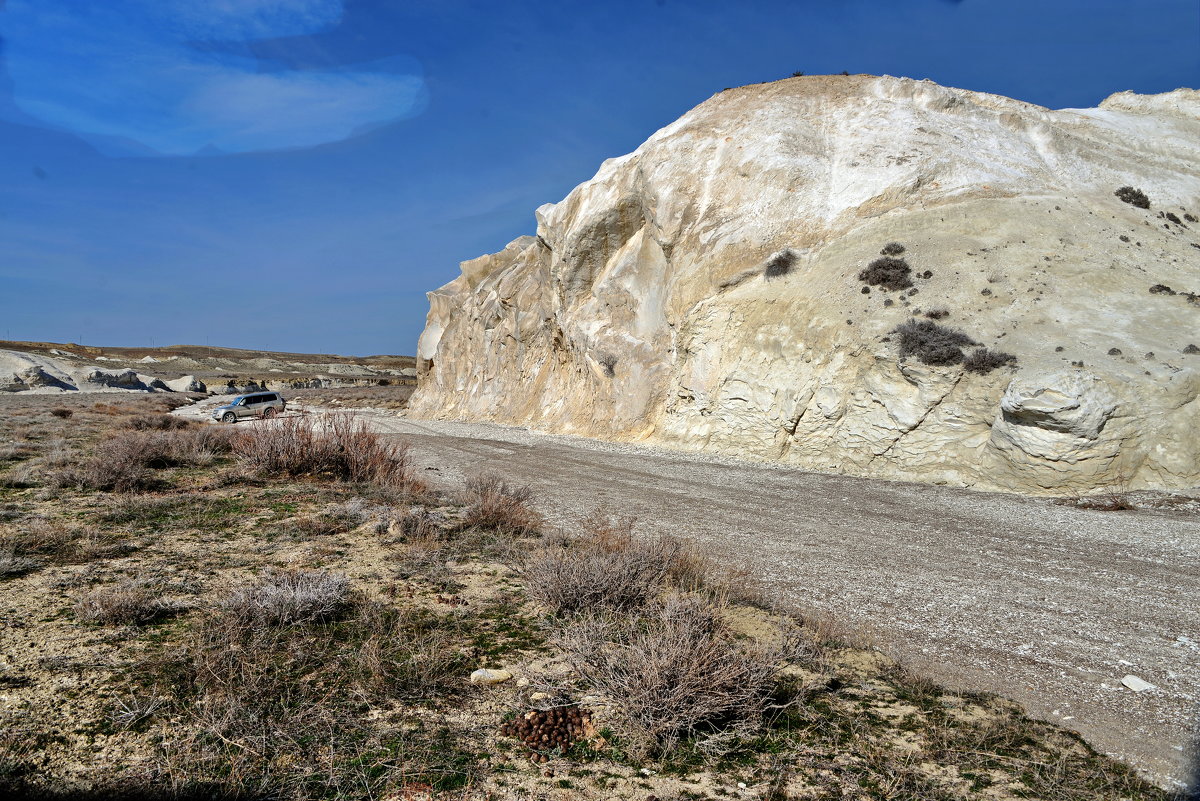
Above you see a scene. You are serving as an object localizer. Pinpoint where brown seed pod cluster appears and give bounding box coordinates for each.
[498,706,590,763]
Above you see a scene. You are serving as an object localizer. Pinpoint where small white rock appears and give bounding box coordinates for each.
[469,668,513,686]
[737,782,747,789]
[1120,674,1156,692]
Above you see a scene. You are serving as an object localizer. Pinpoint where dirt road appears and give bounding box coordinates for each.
[197,401,1199,789]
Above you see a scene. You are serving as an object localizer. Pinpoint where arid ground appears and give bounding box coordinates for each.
[290,407,1200,790]
[0,391,1192,799]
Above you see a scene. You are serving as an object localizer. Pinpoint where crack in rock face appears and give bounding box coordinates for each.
[410,75,1200,495]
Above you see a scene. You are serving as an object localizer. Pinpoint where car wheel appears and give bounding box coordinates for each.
[222,412,237,424]
[263,407,276,419]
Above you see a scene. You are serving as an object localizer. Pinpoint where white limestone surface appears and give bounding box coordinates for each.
[410,75,1200,494]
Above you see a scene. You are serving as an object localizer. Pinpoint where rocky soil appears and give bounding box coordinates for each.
[343,409,1199,791]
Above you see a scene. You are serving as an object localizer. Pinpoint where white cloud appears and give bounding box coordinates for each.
[0,0,424,156]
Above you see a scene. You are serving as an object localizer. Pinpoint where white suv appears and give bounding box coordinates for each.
[211,392,286,424]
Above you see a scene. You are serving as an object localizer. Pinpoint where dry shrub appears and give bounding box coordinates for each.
[74,580,175,625]
[144,589,476,797]
[858,256,913,290]
[879,242,906,256]
[319,497,379,532]
[1060,494,1138,512]
[221,569,351,626]
[123,413,191,431]
[892,318,977,366]
[49,408,73,419]
[522,514,679,614]
[555,594,780,756]
[0,442,38,463]
[1115,186,1150,209]
[462,473,541,534]
[0,519,130,564]
[48,427,238,492]
[522,512,761,615]
[763,249,797,278]
[0,462,40,489]
[234,412,422,490]
[0,549,41,579]
[963,347,1017,374]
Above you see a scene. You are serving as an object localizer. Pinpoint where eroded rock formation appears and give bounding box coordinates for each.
[410,75,1200,494]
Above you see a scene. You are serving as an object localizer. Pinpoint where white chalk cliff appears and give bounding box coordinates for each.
[409,76,1200,494]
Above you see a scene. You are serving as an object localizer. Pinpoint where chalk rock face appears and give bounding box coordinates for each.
[0,350,76,392]
[410,76,1200,494]
[79,368,148,390]
[165,375,207,393]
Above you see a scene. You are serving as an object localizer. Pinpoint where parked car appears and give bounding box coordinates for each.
[212,391,286,423]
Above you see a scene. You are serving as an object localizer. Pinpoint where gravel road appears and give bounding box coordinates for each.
[194,401,1200,789]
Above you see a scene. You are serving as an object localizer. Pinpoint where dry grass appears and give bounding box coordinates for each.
[461,473,542,534]
[47,426,239,492]
[522,514,683,614]
[141,583,477,798]
[0,519,133,572]
[555,594,781,757]
[233,412,424,492]
[0,549,41,579]
[74,580,176,625]
[522,512,760,615]
[221,569,352,626]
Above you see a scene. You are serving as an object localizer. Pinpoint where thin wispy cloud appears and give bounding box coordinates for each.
[0,0,426,156]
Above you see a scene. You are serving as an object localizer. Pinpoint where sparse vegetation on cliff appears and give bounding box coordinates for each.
[892,318,977,365]
[1115,186,1151,209]
[858,256,914,290]
[763,249,797,278]
[963,347,1018,374]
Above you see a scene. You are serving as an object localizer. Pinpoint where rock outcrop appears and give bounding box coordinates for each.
[409,75,1200,494]
[165,375,207,393]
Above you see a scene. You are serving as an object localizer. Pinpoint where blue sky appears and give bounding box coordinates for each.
[0,0,1196,355]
